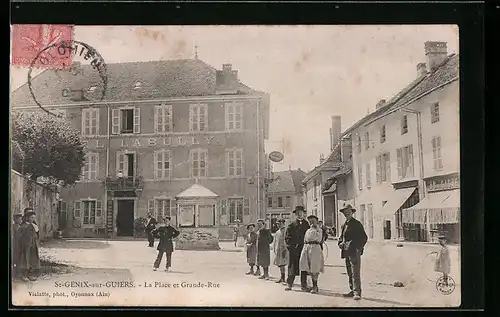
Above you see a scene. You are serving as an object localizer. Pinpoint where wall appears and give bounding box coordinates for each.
[10,170,57,241]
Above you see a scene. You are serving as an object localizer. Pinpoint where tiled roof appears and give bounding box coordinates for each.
[323,161,353,190]
[11,59,263,107]
[267,169,306,194]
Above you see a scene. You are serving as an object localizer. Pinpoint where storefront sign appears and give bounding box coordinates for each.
[84,136,221,149]
[425,173,460,193]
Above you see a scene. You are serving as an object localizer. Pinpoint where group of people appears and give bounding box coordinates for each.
[11,207,41,282]
[244,204,368,299]
[144,213,181,272]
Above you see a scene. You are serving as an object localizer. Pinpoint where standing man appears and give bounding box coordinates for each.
[338,204,368,300]
[284,206,310,291]
[299,215,325,294]
[11,213,23,279]
[152,216,180,272]
[233,220,241,247]
[273,218,289,284]
[145,213,157,248]
[256,219,274,280]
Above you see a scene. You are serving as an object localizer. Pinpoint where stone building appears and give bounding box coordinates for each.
[11,58,271,249]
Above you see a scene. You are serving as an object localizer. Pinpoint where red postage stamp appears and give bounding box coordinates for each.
[11,24,74,68]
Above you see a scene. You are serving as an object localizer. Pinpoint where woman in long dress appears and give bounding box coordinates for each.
[17,209,41,281]
[245,224,258,275]
[299,214,325,294]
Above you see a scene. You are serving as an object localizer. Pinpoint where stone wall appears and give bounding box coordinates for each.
[175,227,220,250]
[10,170,58,241]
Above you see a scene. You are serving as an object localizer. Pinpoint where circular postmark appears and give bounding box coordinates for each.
[27,40,108,116]
[435,276,455,295]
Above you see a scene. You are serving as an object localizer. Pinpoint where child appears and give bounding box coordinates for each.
[434,234,451,285]
[245,224,258,275]
[299,215,325,294]
[273,218,289,284]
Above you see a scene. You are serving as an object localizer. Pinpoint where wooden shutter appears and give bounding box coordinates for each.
[73,201,81,228]
[240,149,245,177]
[94,153,99,179]
[153,150,159,179]
[112,109,120,134]
[408,145,414,177]
[95,200,103,226]
[94,108,100,135]
[243,198,250,215]
[154,106,160,134]
[220,199,227,215]
[385,153,391,182]
[396,148,402,179]
[170,199,177,226]
[148,199,155,217]
[116,152,125,176]
[133,108,141,134]
[376,156,381,183]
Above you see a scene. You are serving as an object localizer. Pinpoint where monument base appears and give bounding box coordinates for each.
[175,227,220,250]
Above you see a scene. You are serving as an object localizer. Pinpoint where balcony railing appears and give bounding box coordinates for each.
[104,176,144,191]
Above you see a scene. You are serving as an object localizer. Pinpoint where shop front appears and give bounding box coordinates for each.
[175,183,220,250]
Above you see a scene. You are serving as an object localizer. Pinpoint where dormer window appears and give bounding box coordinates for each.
[134,82,142,90]
[88,86,97,93]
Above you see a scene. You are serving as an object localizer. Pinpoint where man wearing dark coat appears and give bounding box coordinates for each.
[256,219,274,280]
[245,224,258,275]
[11,213,23,279]
[284,206,311,291]
[152,217,180,272]
[17,208,41,281]
[145,213,158,247]
[338,203,368,300]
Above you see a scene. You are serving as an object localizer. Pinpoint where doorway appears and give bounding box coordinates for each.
[383,220,392,239]
[126,153,135,178]
[117,200,135,236]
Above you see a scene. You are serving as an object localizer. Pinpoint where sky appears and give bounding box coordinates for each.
[10,25,459,173]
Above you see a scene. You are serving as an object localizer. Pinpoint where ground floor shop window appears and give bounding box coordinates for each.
[148,199,172,222]
[74,200,102,225]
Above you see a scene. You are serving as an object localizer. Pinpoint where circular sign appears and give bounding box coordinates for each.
[269,151,284,163]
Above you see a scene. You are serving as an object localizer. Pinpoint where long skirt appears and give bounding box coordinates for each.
[246,245,257,264]
[299,244,324,274]
[18,245,40,271]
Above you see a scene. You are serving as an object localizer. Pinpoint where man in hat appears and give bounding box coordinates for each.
[145,213,158,248]
[152,216,180,272]
[338,203,367,300]
[273,218,289,284]
[245,223,258,275]
[299,214,325,294]
[11,213,23,279]
[284,206,311,291]
[17,208,41,281]
[256,219,274,280]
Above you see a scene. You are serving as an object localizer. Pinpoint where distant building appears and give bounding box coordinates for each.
[11,59,271,246]
[265,168,306,232]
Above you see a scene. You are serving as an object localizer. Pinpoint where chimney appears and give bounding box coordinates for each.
[330,115,342,151]
[417,62,427,77]
[222,63,232,72]
[425,41,448,72]
[319,154,325,164]
[375,99,386,109]
[216,63,239,92]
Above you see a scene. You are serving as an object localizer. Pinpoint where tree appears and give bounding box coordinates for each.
[11,111,86,186]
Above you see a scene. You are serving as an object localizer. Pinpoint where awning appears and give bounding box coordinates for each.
[380,187,416,217]
[403,189,460,225]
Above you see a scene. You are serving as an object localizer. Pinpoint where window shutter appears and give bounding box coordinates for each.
[112,109,120,134]
[376,156,381,183]
[94,153,99,180]
[243,198,250,215]
[386,153,391,182]
[96,200,103,217]
[94,108,100,135]
[74,201,81,218]
[116,152,125,176]
[133,108,141,134]
[147,199,155,216]
[240,149,245,177]
[220,200,227,215]
[60,201,67,213]
[169,199,177,217]
[153,150,159,179]
[408,145,414,176]
[154,106,159,133]
[396,148,402,179]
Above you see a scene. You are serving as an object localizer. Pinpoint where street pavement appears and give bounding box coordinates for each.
[11,239,460,307]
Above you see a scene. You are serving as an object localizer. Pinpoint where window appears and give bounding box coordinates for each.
[366,204,374,239]
[199,204,216,227]
[380,124,386,143]
[285,196,291,208]
[313,180,318,200]
[82,153,99,180]
[191,149,208,178]
[226,102,243,131]
[431,102,440,124]
[401,115,408,135]
[365,163,371,188]
[277,196,283,208]
[111,108,140,134]
[432,136,443,171]
[178,205,195,227]
[154,149,171,179]
[364,132,370,150]
[74,200,102,225]
[396,145,415,179]
[267,196,273,208]
[227,149,244,177]
[272,196,277,208]
[148,199,171,223]
[228,198,244,224]
[81,108,99,136]
[358,166,363,190]
[376,153,391,183]
[359,204,366,225]
[189,104,208,132]
[356,134,362,153]
[116,152,136,178]
[155,105,173,133]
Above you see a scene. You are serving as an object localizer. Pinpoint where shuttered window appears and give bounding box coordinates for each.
[155,105,172,133]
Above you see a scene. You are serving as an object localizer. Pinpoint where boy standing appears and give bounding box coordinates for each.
[434,234,451,285]
[273,218,289,284]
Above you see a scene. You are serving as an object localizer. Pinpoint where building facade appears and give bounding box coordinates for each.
[347,41,459,242]
[11,59,271,245]
[265,168,306,232]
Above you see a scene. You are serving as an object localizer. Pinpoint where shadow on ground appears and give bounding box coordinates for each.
[42,239,110,250]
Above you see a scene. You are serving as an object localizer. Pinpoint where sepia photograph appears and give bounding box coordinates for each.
[10,25,460,307]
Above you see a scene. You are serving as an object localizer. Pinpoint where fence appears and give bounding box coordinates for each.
[10,170,58,241]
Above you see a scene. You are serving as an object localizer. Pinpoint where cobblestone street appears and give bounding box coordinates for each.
[12,239,460,307]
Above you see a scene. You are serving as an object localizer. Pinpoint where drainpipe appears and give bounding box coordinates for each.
[105,104,111,239]
[256,98,261,219]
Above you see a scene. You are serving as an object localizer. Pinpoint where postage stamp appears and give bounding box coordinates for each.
[436,276,456,295]
[11,24,74,68]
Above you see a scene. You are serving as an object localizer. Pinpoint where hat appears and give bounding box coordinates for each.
[23,207,34,215]
[277,218,286,223]
[256,219,265,223]
[164,216,171,221]
[307,214,318,221]
[339,203,356,213]
[247,223,255,230]
[24,211,36,218]
[292,206,305,214]
[437,233,447,240]
[13,213,23,219]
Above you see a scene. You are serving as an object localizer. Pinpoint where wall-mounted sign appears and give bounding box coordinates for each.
[84,136,222,149]
[425,173,460,193]
[269,151,284,163]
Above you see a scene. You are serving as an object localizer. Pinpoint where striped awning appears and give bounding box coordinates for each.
[403,189,460,225]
